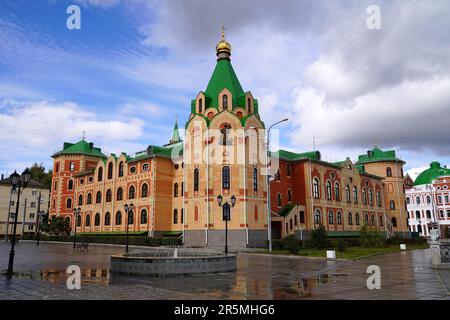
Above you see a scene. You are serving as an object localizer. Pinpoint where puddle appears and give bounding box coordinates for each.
[13,269,110,285]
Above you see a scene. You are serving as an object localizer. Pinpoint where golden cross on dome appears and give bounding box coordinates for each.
[221,25,225,39]
[82,130,86,141]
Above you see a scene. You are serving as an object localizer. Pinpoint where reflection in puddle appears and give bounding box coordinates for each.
[15,269,110,285]
[294,273,349,298]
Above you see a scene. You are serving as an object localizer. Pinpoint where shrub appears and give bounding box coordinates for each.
[336,238,346,252]
[310,224,329,249]
[360,225,385,248]
[283,235,301,254]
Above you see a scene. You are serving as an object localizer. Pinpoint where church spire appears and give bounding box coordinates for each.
[169,117,181,144]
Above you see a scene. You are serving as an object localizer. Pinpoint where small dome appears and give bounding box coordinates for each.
[216,26,231,59]
[414,161,450,186]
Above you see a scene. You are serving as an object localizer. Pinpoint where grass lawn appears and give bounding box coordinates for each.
[266,243,430,260]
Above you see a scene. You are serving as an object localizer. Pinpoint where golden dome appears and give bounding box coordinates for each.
[216,26,231,56]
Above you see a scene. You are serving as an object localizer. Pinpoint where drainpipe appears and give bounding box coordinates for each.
[394,162,406,237]
[205,128,209,246]
[243,128,248,245]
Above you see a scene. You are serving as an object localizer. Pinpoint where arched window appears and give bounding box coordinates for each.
[286,164,291,177]
[426,210,431,219]
[142,183,149,198]
[194,168,199,192]
[173,209,178,224]
[362,188,367,205]
[66,198,72,209]
[371,214,375,226]
[253,168,258,191]
[247,97,251,113]
[98,167,103,182]
[254,206,258,221]
[128,210,133,225]
[129,185,135,199]
[96,191,102,203]
[353,186,358,203]
[118,161,124,177]
[275,169,281,181]
[78,194,83,206]
[416,196,421,204]
[337,212,342,225]
[94,213,100,226]
[220,123,232,146]
[76,214,82,227]
[68,180,74,190]
[355,213,360,225]
[328,211,334,224]
[106,189,112,202]
[326,181,332,200]
[85,214,91,227]
[379,215,383,226]
[194,206,199,221]
[52,199,56,209]
[415,211,420,219]
[368,189,373,206]
[276,193,282,207]
[105,212,111,226]
[141,209,147,224]
[377,191,382,206]
[313,178,320,198]
[386,167,392,177]
[314,209,321,224]
[426,196,431,204]
[107,162,113,179]
[115,211,122,225]
[334,183,340,201]
[181,182,184,196]
[287,189,293,202]
[199,98,203,113]
[222,166,230,189]
[222,94,228,109]
[69,161,75,171]
[348,212,353,225]
[390,200,395,210]
[87,193,92,205]
[117,187,123,201]
[392,217,397,227]
[174,183,178,197]
[345,185,351,203]
[56,162,60,172]
[364,214,369,225]
[181,208,184,224]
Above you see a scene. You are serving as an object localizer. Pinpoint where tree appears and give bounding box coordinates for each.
[41,216,71,235]
[311,224,329,249]
[29,163,52,189]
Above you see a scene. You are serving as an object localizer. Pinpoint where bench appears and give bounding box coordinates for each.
[76,242,89,252]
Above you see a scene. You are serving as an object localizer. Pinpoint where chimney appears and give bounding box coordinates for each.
[1,174,3,180]
[89,142,93,149]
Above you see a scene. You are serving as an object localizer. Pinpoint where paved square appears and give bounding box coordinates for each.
[0,242,449,300]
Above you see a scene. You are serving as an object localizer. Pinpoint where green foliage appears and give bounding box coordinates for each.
[29,163,52,189]
[336,238,346,252]
[283,235,301,254]
[360,225,385,248]
[41,216,70,235]
[310,224,329,249]
[385,235,427,245]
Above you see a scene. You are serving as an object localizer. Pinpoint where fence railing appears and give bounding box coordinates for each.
[440,243,450,263]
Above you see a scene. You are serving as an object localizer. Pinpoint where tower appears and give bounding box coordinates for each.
[356,147,408,236]
[183,29,268,248]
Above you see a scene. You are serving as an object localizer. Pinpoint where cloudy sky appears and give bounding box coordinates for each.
[1,0,449,180]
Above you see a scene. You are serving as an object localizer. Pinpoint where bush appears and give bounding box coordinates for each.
[385,235,427,245]
[311,224,329,249]
[283,235,301,254]
[336,239,346,252]
[360,225,385,248]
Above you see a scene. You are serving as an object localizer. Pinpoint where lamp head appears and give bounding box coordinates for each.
[217,194,223,206]
[21,168,32,186]
[230,195,236,207]
[10,171,20,188]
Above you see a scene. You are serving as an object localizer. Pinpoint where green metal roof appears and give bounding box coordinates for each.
[204,59,245,108]
[278,204,295,217]
[356,146,404,165]
[414,161,450,186]
[272,149,321,161]
[52,140,106,158]
[170,121,181,144]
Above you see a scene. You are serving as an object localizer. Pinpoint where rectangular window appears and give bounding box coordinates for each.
[390,200,395,210]
[32,189,37,196]
[30,202,36,208]
[10,201,15,206]
[446,195,449,203]
[294,215,298,226]
[447,210,450,218]
[300,211,305,224]
[29,213,35,218]
[438,196,442,204]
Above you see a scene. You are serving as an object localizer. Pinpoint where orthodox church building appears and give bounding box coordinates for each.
[49,31,408,247]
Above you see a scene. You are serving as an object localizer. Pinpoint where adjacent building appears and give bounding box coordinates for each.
[0,176,50,239]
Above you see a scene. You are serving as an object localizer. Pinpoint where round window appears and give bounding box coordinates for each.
[174,164,179,170]
[80,178,84,185]
[142,163,149,171]
[130,166,136,174]
[88,177,93,183]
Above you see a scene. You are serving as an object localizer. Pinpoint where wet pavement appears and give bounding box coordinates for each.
[0,242,449,300]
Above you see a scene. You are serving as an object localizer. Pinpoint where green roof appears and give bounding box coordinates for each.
[204,59,245,108]
[272,149,321,161]
[414,161,450,186]
[170,121,181,144]
[356,146,404,165]
[52,140,106,158]
[278,204,295,217]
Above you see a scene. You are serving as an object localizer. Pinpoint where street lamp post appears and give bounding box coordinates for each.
[73,207,81,249]
[217,194,236,256]
[266,118,288,253]
[124,203,134,255]
[36,210,45,246]
[6,168,32,280]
